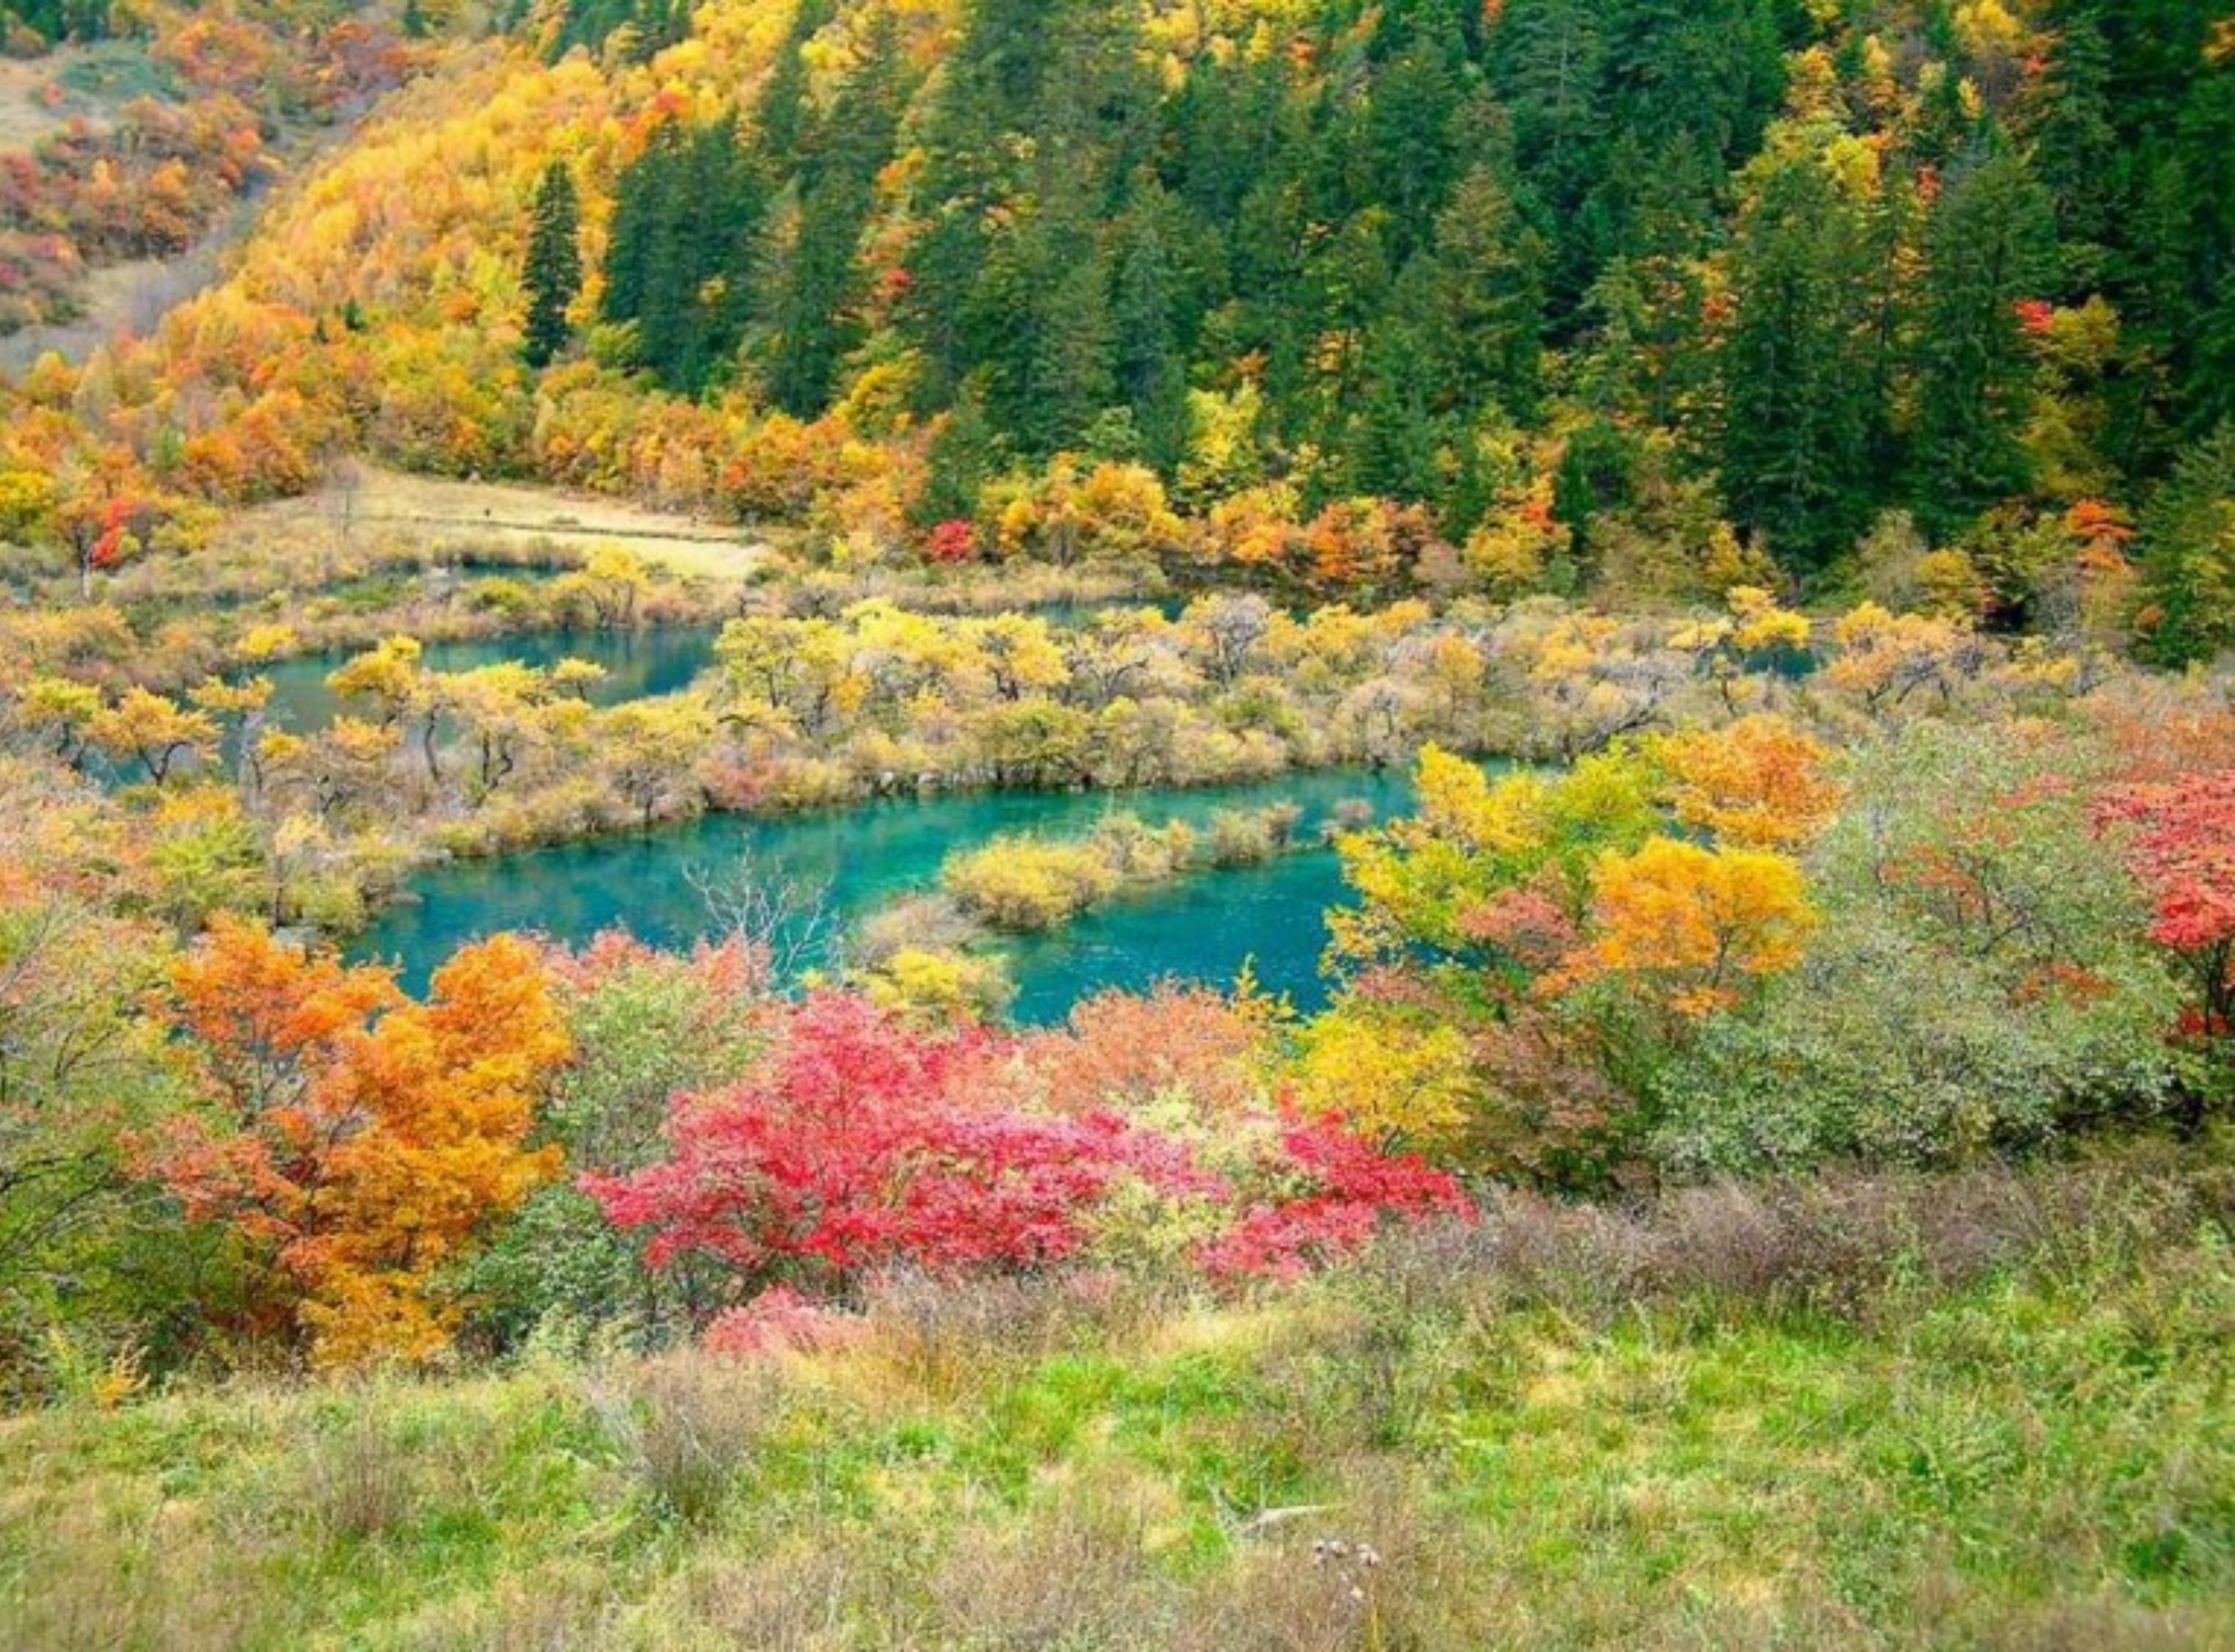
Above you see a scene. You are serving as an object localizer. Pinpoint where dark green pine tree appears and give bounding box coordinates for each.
[1489,0,1609,286]
[899,0,1080,411]
[1717,142,1876,569]
[600,119,765,394]
[916,384,1003,528]
[748,0,827,174]
[630,130,712,389]
[760,15,907,418]
[1361,15,1469,264]
[2136,421,2235,665]
[1419,164,1549,421]
[1109,184,1190,477]
[2017,9,2120,296]
[600,122,681,340]
[521,161,584,370]
[2163,51,2235,436]
[1018,205,1116,456]
[1909,138,2057,535]
[1345,296,1446,506]
[2083,0,2233,438]
[1489,0,1784,326]
[1296,207,1395,477]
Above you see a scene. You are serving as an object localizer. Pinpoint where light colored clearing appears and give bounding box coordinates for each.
[0,50,78,150]
[0,242,225,373]
[0,40,143,151]
[239,465,780,580]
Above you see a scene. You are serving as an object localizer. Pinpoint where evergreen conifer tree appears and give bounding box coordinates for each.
[521,161,583,370]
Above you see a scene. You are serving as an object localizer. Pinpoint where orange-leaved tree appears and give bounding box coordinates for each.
[156,918,571,1366]
[1650,713,1843,849]
[1554,838,1818,1017]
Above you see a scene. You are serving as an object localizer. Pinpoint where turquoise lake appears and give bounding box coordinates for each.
[258,624,726,731]
[257,602,1179,734]
[355,766,1430,1023]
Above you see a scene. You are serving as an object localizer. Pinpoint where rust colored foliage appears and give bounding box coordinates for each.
[156,918,572,1366]
[1024,983,1275,1115]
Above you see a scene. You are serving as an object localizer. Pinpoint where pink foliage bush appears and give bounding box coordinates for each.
[702,1286,867,1358]
[1196,1117,1475,1281]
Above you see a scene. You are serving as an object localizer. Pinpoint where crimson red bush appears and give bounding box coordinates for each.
[585,991,1466,1317]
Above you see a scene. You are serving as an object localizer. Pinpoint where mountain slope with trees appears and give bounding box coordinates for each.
[0,0,2227,652]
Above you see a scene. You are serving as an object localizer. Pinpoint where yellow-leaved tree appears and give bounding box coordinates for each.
[1554,838,1819,1017]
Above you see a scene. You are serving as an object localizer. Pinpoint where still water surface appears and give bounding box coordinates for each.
[356,766,1429,1022]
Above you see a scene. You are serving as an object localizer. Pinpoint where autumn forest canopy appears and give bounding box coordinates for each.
[1,0,2234,1646]
[0,0,2221,637]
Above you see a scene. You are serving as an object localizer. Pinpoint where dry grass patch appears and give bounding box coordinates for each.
[0,48,95,151]
[238,467,780,581]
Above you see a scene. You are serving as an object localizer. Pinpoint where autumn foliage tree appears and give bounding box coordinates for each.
[155,920,572,1366]
[1650,714,1841,849]
[1553,838,1819,1018]
[587,994,1168,1285]
[2099,769,2235,1120]
[1318,737,1824,1179]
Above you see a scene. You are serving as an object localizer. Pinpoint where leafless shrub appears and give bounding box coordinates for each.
[1181,1459,1478,1652]
[1972,1596,2231,1652]
[1324,797,1378,840]
[925,1478,1170,1650]
[0,1482,285,1652]
[685,853,836,981]
[1350,1149,2235,1329]
[859,1268,1149,1397]
[388,1561,629,1652]
[653,1544,878,1651]
[851,891,980,969]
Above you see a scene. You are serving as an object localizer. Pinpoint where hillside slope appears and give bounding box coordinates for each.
[4,1152,2229,1650]
[0,0,2228,642]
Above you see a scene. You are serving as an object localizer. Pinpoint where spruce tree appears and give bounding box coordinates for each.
[1909,138,2056,534]
[1718,136,1876,568]
[2137,422,2235,665]
[1110,185,1189,476]
[760,15,907,418]
[1420,165,1549,421]
[521,161,583,371]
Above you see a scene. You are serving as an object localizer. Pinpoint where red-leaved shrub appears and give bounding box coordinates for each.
[586,991,1466,1313]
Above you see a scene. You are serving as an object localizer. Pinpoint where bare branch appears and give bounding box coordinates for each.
[682,853,839,986]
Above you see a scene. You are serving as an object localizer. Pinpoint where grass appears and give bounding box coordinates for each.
[236,467,783,582]
[2,1153,2231,1649]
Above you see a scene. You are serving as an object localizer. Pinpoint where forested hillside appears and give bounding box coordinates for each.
[1,0,2230,652]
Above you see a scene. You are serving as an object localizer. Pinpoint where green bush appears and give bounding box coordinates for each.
[1655,725,2178,1174]
[454,939,771,1355]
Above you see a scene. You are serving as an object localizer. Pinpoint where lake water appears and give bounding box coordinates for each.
[354,765,1433,1023]
[258,624,726,731]
[255,602,1179,732]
